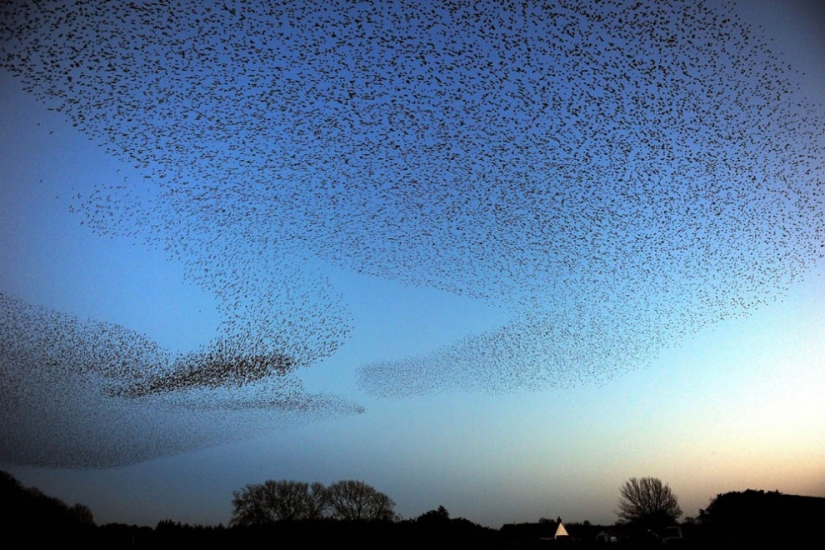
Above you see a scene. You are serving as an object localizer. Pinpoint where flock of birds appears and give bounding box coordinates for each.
[1,0,823,466]
[0,291,364,467]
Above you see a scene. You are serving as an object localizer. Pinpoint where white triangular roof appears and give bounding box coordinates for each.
[555,522,569,538]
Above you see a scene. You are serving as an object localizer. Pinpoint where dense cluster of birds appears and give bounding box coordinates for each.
[0,292,364,467]
[1,0,823,465]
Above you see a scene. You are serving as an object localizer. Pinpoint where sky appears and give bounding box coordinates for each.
[1,0,824,528]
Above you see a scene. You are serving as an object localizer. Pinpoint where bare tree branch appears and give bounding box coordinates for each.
[617,477,682,527]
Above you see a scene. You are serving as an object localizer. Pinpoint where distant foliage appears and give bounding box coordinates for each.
[230,479,396,525]
[616,477,682,529]
[699,489,825,545]
[69,503,95,526]
[231,480,328,525]
[0,470,95,543]
[417,505,451,523]
[326,480,397,521]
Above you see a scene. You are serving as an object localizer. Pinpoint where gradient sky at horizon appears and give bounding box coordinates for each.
[1,0,824,528]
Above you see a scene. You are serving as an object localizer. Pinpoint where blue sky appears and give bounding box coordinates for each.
[1,0,824,527]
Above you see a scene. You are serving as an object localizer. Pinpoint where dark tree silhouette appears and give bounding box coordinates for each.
[0,470,96,544]
[230,480,327,525]
[326,480,396,521]
[417,505,450,523]
[69,503,95,525]
[617,477,682,528]
[699,489,825,545]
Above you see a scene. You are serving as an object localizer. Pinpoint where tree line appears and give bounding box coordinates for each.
[230,475,685,530]
[5,469,825,548]
[0,470,95,545]
[230,479,397,525]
